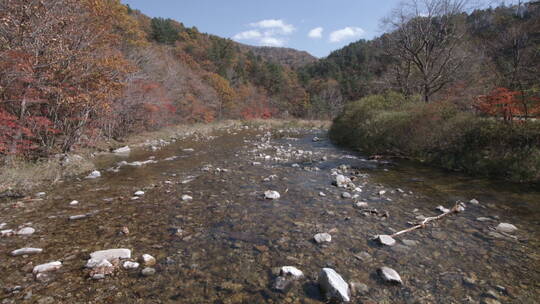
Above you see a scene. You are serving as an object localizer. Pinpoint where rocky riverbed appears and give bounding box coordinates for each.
[1,124,539,303]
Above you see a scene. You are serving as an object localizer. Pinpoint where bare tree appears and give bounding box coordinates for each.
[382,0,470,102]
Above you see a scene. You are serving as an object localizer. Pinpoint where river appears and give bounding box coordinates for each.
[1,124,538,303]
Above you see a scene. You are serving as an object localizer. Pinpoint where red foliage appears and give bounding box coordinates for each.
[474,88,540,122]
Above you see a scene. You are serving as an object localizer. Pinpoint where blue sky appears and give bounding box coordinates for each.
[121,0,516,58]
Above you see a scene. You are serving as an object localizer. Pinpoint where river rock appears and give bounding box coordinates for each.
[181,194,193,201]
[496,223,517,233]
[350,281,369,296]
[314,232,332,243]
[134,191,145,196]
[354,202,368,209]
[264,190,280,200]
[1,229,14,237]
[69,214,88,220]
[318,268,351,302]
[69,200,79,205]
[334,175,351,188]
[375,235,396,246]
[402,239,419,247]
[113,146,131,154]
[17,227,35,236]
[469,198,480,205]
[436,205,450,213]
[280,266,304,279]
[378,266,402,284]
[141,254,156,266]
[86,248,131,268]
[342,192,351,199]
[12,247,43,256]
[141,267,156,276]
[86,170,101,179]
[33,261,62,274]
[273,276,293,292]
[123,261,140,269]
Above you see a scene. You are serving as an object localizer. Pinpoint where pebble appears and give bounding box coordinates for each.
[69,214,88,220]
[350,281,369,296]
[16,227,35,236]
[334,175,351,188]
[11,247,43,256]
[318,268,351,302]
[280,266,304,279]
[378,266,402,284]
[374,235,396,246]
[69,200,79,205]
[264,190,280,200]
[314,232,332,243]
[469,198,480,205]
[134,191,145,196]
[354,202,368,209]
[496,223,517,234]
[33,261,62,274]
[86,170,101,179]
[123,261,140,269]
[1,229,15,237]
[141,267,156,276]
[341,192,351,199]
[402,239,419,246]
[181,194,193,201]
[319,192,326,197]
[435,205,450,213]
[141,254,157,266]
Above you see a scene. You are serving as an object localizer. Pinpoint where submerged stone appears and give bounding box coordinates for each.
[318,268,351,302]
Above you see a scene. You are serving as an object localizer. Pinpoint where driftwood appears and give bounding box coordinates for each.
[391,202,465,238]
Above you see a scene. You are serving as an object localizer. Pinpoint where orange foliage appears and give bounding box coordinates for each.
[474,88,540,123]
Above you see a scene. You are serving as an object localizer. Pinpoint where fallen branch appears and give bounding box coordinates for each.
[391,202,465,238]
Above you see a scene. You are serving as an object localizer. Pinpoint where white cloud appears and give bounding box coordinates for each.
[249,19,295,34]
[308,27,323,39]
[260,37,285,47]
[232,19,294,47]
[233,30,262,40]
[329,26,365,43]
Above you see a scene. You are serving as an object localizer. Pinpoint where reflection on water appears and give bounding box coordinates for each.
[0,126,538,303]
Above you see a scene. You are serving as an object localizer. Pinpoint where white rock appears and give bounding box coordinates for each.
[435,205,450,213]
[314,233,332,243]
[378,266,403,284]
[113,146,131,154]
[319,192,326,197]
[183,148,194,152]
[141,267,156,276]
[280,266,304,279]
[69,200,79,205]
[354,202,369,209]
[469,198,480,205]
[134,191,145,196]
[11,247,43,256]
[69,214,88,220]
[264,190,280,200]
[334,175,351,188]
[181,194,193,201]
[141,254,156,266]
[375,235,396,246]
[123,261,140,269]
[378,190,386,196]
[1,229,14,237]
[16,227,35,235]
[33,261,62,274]
[36,192,46,197]
[496,223,518,234]
[86,258,113,269]
[89,248,131,262]
[318,268,351,302]
[0,223,6,229]
[341,192,351,199]
[86,170,101,179]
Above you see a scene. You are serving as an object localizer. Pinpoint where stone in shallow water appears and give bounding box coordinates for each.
[113,146,130,154]
[123,261,140,269]
[85,170,101,179]
[141,254,156,266]
[334,175,351,188]
[375,235,396,246]
[69,214,88,220]
[314,232,332,243]
[11,247,43,256]
[341,192,351,199]
[17,227,35,235]
[280,266,304,279]
[469,198,480,205]
[134,191,145,196]
[496,223,517,234]
[350,281,369,296]
[91,248,131,260]
[402,239,419,247]
[318,268,351,302]
[141,267,156,276]
[264,190,280,200]
[354,202,368,209]
[273,276,293,292]
[378,267,402,284]
[181,194,193,201]
[33,261,62,274]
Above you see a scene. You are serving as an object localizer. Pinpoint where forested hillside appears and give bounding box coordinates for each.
[0,0,310,157]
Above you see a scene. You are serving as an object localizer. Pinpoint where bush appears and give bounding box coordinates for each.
[330,92,540,182]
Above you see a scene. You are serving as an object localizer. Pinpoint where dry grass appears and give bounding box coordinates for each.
[0,119,330,194]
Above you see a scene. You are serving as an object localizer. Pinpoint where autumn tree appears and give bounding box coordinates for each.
[382,0,470,102]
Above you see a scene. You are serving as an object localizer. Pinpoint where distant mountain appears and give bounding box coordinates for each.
[240,45,318,69]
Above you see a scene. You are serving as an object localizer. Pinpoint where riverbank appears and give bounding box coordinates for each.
[330,93,540,183]
[0,119,329,196]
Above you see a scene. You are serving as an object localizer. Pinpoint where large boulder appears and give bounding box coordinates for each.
[318,268,351,302]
